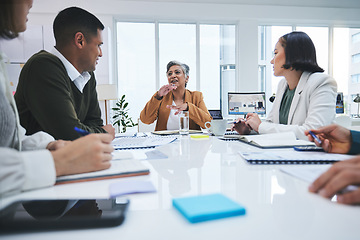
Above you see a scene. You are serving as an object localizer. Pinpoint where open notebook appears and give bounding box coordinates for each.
[239,151,352,164]
[112,135,177,150]
[221,132,314,148]
[56,159,149,185]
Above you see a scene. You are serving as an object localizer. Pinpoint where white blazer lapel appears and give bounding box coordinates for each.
[287,71,311,124]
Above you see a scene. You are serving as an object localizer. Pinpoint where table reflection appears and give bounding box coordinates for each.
[149,136,212,197]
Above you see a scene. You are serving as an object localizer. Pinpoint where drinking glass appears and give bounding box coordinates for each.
[179,111,189,135]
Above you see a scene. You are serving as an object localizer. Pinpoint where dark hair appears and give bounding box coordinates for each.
[53,7,104,47]
[166,60,190,78]
[280,31,324,73]
[0,0,19,39]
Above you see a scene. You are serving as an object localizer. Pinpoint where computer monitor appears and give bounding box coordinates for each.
[336,92,344,114]
[228,92,266,116]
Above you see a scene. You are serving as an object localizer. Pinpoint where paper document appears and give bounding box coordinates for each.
[239,150,352,164]
[152,130,203,135]
[222,132,314,148]
[56,159,149,184]
[280,165,359,193]
[112,135,177,150]
[113,149,168,160]
[280,165,331,182]
[109,180,156,198]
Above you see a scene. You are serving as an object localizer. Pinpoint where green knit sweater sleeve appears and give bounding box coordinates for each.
[15,51,106,140]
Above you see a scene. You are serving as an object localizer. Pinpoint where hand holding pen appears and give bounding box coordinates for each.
[231,118,251,135]
[74,126,90,136]
[50,127,114,177]
[231,118,250,129]
[305,124,352,154]
[244,113,262,132]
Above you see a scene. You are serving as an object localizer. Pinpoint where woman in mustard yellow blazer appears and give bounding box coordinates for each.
[140,61,211,131]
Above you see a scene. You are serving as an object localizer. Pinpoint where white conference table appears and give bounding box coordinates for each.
[1,135,359,240]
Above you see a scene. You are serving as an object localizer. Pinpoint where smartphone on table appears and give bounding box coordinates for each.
[0,198,129,232]
[293,146,324,152]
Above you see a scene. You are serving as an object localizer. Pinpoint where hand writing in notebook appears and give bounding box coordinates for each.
[245,113,261,132]
[231,118,251,135]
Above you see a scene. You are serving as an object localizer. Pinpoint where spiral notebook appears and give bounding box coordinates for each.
[221,132,314,148]
[112,135,177,150]
[238,150,352,164]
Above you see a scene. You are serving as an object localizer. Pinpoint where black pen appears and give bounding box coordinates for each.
[74,126,90,136]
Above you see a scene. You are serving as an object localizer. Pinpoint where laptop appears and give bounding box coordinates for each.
[208,110,223,119]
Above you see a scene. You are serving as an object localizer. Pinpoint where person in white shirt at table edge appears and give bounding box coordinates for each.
[232,31,337,140]
[0,0,114,197]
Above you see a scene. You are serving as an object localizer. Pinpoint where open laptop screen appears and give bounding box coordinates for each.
[208,110,223,119]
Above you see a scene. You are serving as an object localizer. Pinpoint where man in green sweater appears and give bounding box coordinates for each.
[15,7,115,140]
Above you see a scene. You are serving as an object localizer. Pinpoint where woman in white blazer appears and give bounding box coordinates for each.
[232,31,337,140]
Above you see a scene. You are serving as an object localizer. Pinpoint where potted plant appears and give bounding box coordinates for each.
[112,94,138,133]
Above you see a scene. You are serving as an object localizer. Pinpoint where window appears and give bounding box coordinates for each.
[116,22,235,121]
[296,27,329,74]
[333,28,350,96]
[352,32,360,44]
[117,23,156,121]
[159,23,196,90]
[268,26,292,96]
[352,74,360,83]
[257,26,266,92]
[257,26,292,113]
[352,53,360,64]
[218,25,236,116]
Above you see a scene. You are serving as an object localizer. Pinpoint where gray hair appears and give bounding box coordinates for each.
[166,60,190,79]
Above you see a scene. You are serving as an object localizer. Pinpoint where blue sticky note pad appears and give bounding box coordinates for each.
[172,193,246,223]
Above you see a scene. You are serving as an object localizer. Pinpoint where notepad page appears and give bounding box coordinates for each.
[250,138,314,147]
[112,135,177,149]
[280,165,331,182]
[239,151,352,161]
[223,131,296,141]
[223,132,314,147]
[244,131,296,142]
[152,130,203,135]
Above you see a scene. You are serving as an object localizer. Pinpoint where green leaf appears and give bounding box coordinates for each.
[110,94,138,133]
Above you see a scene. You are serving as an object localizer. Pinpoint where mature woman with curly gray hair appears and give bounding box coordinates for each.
[140,60,211,131]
